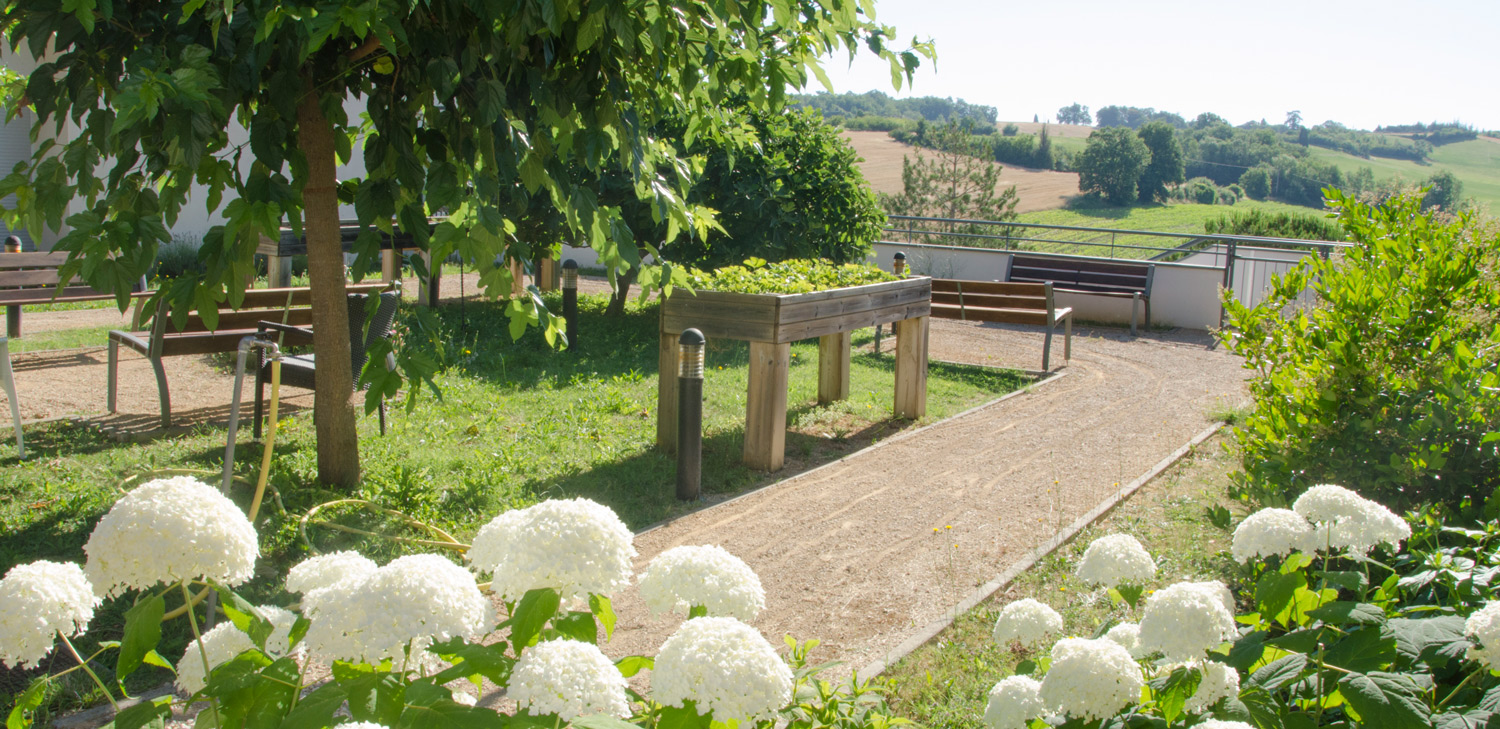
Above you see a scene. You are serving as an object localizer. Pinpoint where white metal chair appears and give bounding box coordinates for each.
[0,336,23,458]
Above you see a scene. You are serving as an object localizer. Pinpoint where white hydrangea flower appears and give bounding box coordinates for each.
[1185,580,1236,617]
[254,604,304,659]
[1103,622,1144,658]
[991,598,1064,648]
[468,499,636,601]
[305,554,490,665]
[1193,721,1255,729]
[286,551,378,616]
[1138,582,1237,662]
[1038,637,1143,721]
[0,561,100,669]
[175,622,257,696]
[1293,484,1410,554]
[83,476,259,597]
[1231,508,1316,563]
[652,617,793,723]
[638,545,765,621]
[1185,661,1240,713]
[451,690,477,707]
[509,639,629,720]
[1465,601,1500,669]
[1075,534,1156,588]
[983,675,1044,729]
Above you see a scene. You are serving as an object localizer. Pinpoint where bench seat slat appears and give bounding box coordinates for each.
[931,291,1046,310]
[1010,256,1152,277]
[930,302,1050,326]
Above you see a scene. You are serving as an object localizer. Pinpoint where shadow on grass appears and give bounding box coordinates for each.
[1060,197,1169,221]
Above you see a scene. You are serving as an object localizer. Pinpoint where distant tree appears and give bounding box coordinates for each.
[1239,166,1273,200]
[1422,169,1465,211]
[1002,123,1020,137]
[1076,127,1151,205]
[1096,105,1187,130]
[1298,127,1311,146]
[1193,112,1229,129]
[1136,122,1185,203]
[1286,110,1303,130]
[1058,103,1092,125]
[1034,114,1040,123]
[881,121,1020,241]
[1034,124,1055,170]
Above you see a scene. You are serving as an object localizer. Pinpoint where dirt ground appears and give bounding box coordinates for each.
[842,130,1082,213]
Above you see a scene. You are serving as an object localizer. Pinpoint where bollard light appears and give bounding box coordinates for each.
[561,260,579,351]
[3,236,20,253]
[676,328,704,500]
[892,250,907,277]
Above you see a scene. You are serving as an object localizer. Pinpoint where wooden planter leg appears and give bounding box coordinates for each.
[817,332,851,404]
[744,341,790,471]
[894,316,929,419]
[657,330,679,452]
[381,249,399,283]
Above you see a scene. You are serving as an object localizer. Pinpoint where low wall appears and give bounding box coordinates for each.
[871,241,1224,331]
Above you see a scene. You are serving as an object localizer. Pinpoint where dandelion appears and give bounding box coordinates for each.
[83,476,259,597]
[1138,581,1237,662]
[638,545,765,621]
[1074,534,1156,588]
[652,617,793,723]
[1038,637,1143,721]
[991,598,1063,649]
[1231,508,1316,563]
[0,561,100,669]
[468,498,636,601]
[509,639,629,720]
[1466,601,1500,669]
[983,675,1043,729]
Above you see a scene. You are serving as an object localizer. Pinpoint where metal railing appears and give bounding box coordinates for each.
[881,214,1351,313]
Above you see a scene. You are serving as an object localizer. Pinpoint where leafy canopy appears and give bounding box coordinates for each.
[1076,126,1151,206]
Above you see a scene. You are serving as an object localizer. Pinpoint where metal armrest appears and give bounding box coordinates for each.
[257,320,314,350]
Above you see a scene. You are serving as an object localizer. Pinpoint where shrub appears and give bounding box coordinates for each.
[149,234,205,280]
[1204,208,1344,241]
[1221,190,1500,508]
[1192,180,1218,205]
[1237,165,1272,200]
[991,133,1037,167]
[1001,122,1019,137]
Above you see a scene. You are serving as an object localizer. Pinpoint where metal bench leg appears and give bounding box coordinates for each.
[1064,313,1073,363]
[378,400,387,436]
[1042,326,1053,372]
[1130,292,1141,337]
[1144,299,1151,331]
[150,356,172,429]
[107,339,119,413]
[1,339,22,458]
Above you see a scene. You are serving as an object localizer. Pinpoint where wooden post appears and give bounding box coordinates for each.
[417,251,441,306]
[817,331,851,404]
[537,257,557,292]
[267,255,293,288]
[381,249,399,283]
[656,330,679,451]
[510,258,526,298]
[744,341,790,471]
[894,316,929,419]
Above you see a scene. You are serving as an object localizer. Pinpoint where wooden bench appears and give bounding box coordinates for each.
[929,279,1073,371]
[1,251,148,338]
[1005,254,1155,335]
[107,282,392,428]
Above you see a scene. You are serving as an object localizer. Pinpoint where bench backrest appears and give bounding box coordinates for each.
[0,252,121,303]
[931,279,1052,312]
[1006,255,1155,297]
[149,282,393,337]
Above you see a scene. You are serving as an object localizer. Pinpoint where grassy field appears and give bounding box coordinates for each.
[883,432,1243,728]
[1002,198,1317,258]
[0,291,1027,718]
[1305,137,1500,210]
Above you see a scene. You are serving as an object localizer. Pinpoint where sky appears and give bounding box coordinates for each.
[817,0,1500,131]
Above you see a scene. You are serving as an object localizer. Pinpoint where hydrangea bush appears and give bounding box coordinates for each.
[971,488,1500,729]
[2,478,907,729]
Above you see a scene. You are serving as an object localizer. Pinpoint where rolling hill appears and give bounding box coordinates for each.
[842,130,1081,213]
[1304,137,1500,210]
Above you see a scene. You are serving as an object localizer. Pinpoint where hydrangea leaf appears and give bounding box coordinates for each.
[116,593,166,682]
[1337,671,1432,729]
[510,588,562,650]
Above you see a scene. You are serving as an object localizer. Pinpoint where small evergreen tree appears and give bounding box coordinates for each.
[1034,125,1055,170]
[881,122,1019,245]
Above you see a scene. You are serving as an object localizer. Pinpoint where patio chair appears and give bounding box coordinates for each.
[253,291,401,438]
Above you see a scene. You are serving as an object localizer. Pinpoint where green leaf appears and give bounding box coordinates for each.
[1323,626,1398,673]
[657,704,711,729]
[397,700,509,729]
[216,584,274,648]
[1338,672,1432,729]
[1389,616,1468,669]
[1249,654,1308,691]
[571,717,639,729]
[615,655,653,678]
[141,649,175,671]
[7,677,49,729]
[280,683,349,729]
[1255,571,1304,628]
[117,593,166,681]
[429,638,514,686]
[1151,665,1201,724]
[1433,709,1492,729]
[589,594,616,641]
[687,605,709,619]
[551,611,599,644]
[1236,685,1287,729]
[510,588,561,650]
[111,698,171,729]
[1307,601,1385,626]
[1226,631,1269,671]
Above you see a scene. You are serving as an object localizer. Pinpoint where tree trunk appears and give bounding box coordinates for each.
[297,88,361,487]
[605,265,638,317]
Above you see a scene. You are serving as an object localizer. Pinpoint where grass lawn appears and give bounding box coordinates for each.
[1010,198,1317,258]
[882,432,1243,729]
[0,291,1027,717]
[1305,138,1500,210]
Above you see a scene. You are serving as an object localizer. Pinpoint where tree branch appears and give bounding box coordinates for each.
[347,35,381,62]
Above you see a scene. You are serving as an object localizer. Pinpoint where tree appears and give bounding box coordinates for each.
[0,0,929,485]
[1135,122,1184,203]
[1076,127,1151,205]
[881,121,1019,243]
[1422,169,1465,211]
[1033,124,1054,170]
[1057,103,1092,125]
[1285,110,1303,130]
[1239,166,1273,200]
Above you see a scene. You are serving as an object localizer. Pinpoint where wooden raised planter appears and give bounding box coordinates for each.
[657,276,932,471]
